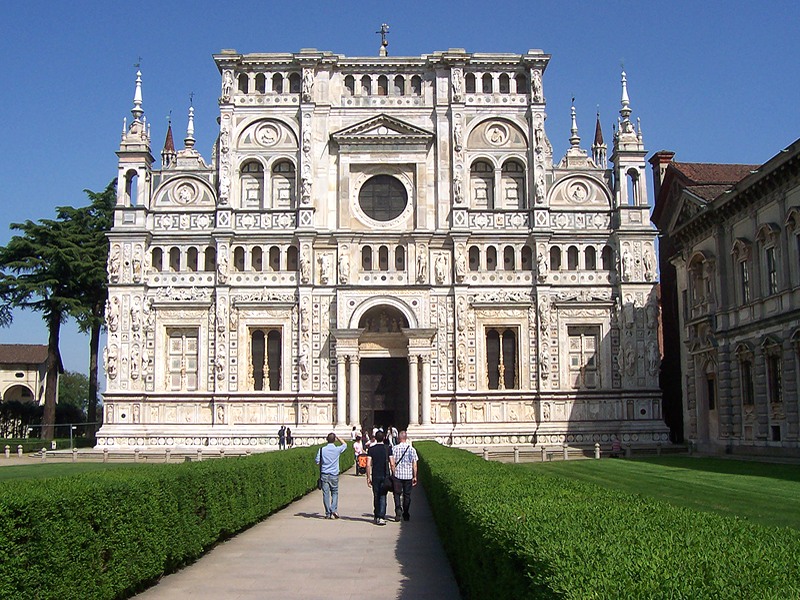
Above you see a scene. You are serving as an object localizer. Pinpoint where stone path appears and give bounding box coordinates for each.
[133,466,462,600]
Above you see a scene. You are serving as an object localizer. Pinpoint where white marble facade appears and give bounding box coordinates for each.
[97,48,669,449]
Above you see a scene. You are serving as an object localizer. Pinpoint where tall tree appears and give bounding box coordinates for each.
[57,182,115,440]
[0,218,82,439]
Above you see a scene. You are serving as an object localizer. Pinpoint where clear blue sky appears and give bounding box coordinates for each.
[1,0,798,379]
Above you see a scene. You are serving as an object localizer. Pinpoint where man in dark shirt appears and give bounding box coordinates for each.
[366,430,391,525]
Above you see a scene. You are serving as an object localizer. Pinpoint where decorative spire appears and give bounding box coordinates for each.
[592,109,607,169]
[620,70,631,121]
[131,69,144,123]
[184,95,195,149]
[161,113,176,168]
[569,98,581,148]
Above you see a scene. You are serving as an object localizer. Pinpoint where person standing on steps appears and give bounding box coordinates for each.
[366,430,391,525]
[278,425,286,450]
[390,431,418,522]
[315,432,348,519]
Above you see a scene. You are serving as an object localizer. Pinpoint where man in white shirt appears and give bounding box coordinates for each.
[389,431,418,522]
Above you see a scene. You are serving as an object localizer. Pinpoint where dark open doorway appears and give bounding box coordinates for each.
[359,357,409,432]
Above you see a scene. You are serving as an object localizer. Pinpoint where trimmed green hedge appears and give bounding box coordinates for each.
[2,438,94,453]
[0,444,353,600]
[416,441,800,599]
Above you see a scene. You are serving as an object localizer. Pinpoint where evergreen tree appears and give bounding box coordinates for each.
[57,182,115,440]
[0,218,82,439]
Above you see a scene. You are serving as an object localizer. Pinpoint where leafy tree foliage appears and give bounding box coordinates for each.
[57,371,92,416]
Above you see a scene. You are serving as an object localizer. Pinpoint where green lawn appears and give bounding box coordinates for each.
[0,462,147,482]
[521,456,800,530]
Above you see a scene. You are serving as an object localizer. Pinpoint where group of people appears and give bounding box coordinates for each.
[277,425,294,450]
[315,428,419,526]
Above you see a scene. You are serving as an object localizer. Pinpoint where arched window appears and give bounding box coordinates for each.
[550,246,562,271]
[169,247,181,272]
[124,170,139,206]
[395,246,405,270]
[233,247,245,272]
[482,73,493,93]
[486,246,497,271]
[378,246,389,271]
[151,247,163,272]
[240,161,264,209]
[377,75,388,96]
[567,246,579,270]
[360,75,371,96]
[362,246,373,271]
[358,175,408,222]
[465,73,476,94]
[503,246,515,271]
[288,72,301,93]
[501,160,526,209]
[469,246,480,271]
[255,73,266,93]
[486,327,518,390]
[499,73,510,93]
[250,329,282,391]
[627,169,639,205]
[585,246,597,270]
[272,73,283,94]
[521,246,532,271]
[269,246,280,271]
[410,75,421,95]
[393,75,405,95]
[251,246,263,271]
[238,73,249,93]
[287,246,298,271]
[601,245,614,271]
[187,247,198,272]
[514,74,527,94]
[344,75,355,96]
[470,160,494,209]
[204,247,216,271]
[271,161,296,209]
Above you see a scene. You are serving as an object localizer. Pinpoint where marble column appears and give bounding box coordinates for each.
[421,354,431,425]
[336,355,347,426]
[348,355,360,427]
[408,355,419,425]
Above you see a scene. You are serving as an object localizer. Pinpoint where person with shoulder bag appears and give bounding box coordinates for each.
[315,432,348,519]
[390,431,418,522]
[366,430,391,525]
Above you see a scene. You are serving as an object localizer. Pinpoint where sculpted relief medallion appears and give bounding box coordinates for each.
[485,122,509,146]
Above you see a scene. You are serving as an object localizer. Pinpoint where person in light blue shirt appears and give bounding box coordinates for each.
[315,433,348,519]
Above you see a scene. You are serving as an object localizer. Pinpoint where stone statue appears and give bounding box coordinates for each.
[217,249,229,284]
[301,177,312,205]
[302,69,314,102]
[222,70,233,100]
[539,298,551,333]
[622,249,633,281]
[451,69,463,101]
[416,248,428,283]
[130,345,140,380]
[457,345,467,384]
[105,344,118,380]
[453,123,463,152]
[531,70,543,102]
[535,174,546,204]
[453,174,464,205]
[644,248,656,281]
[458,403,467,423]
[299,351,309,381]
[299,253,311,284]
[132,246,143,282]
[625,342,636,376]
[647,341,659,375]
[130,296,142,332]
[537,251,548,281]
[319,253,331,285]
[434,254,448,285]
[645,300,658,330]
[338,250,350,284]
[455,247,467,282]
[106,297,120,332]
[108,245,121,282]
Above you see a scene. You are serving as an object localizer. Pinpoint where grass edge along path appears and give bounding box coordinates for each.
[0,445,353,600]
[416,441,800,600]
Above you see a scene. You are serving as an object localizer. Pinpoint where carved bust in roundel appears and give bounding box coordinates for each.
[547,175,611,209]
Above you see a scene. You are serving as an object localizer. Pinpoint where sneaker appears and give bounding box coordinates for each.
[395,509,403,521]
[403,513,410,521]
[377,519,387,526]
[332,512,340,519]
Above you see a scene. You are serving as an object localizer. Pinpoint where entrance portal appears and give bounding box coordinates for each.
[359,358,409,432]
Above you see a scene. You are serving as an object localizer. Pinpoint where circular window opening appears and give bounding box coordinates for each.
[358,175,407,222]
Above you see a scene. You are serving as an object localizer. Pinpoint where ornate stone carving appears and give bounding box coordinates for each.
[531,69,543,102]
[434,253,448,285]
[300,251,311,284]
[451,67,463,102]
[132,245,143,283]
[217,246,229,284]
[108,244,121,283]
[221,70,233,101]
[454,244,466,283]
[416,245,427,283]
[106,297,120,332]
[319,253,332,285]
[302,68,314,103]
[338,248,350,284]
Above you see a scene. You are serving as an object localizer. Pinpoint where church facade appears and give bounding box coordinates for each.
[97,47,669,449]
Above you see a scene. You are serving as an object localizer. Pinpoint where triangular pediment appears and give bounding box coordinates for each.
[331,114,434,145]
[668,190,707,233]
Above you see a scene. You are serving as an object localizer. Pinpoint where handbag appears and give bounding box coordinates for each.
[317,449,324,490]
[380,445,393,493]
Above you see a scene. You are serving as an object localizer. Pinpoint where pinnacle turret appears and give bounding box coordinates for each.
[131,70,144,123]
[592,110,607,169]
[161,117,176,168]
[184,104,196,149]
[569,99,581,149]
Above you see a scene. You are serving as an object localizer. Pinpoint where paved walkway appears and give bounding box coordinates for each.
[133,466,462,600]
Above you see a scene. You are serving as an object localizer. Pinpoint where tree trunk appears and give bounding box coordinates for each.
[42,311,62,441]
[87,319,101,442]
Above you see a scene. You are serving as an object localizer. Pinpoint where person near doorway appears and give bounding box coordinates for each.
[278,425,286,450]
[286,427,293,448]
[366,430,391,525]
[390,431,418,522]
[353,435,365,476]
[350,425,359,441]
[315,433,348,519]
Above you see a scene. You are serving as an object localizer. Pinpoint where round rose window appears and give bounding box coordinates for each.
[358,175,407,222]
